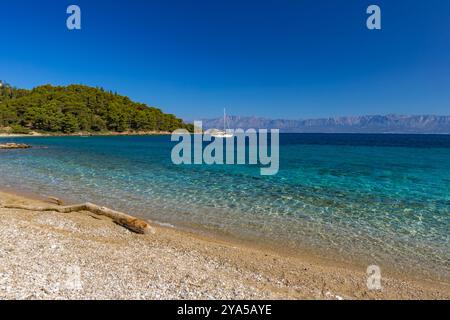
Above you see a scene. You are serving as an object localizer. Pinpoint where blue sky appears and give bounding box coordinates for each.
[1,0,449,119]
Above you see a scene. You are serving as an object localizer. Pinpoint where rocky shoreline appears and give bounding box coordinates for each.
[0,143,31,149]
[0,131,172,138]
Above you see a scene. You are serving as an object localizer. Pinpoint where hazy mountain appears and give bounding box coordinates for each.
[198,114,450,134]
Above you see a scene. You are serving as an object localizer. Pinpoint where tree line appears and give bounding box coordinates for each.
[0,82,193,134]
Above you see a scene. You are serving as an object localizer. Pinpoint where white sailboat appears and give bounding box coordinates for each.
[211,108,233,138]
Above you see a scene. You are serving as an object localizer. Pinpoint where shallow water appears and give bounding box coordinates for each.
[1,134,449,281]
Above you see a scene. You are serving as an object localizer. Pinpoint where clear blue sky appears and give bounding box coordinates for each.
[1,0,449,119]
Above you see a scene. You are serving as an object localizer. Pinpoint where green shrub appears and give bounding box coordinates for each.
[10,124,31,134]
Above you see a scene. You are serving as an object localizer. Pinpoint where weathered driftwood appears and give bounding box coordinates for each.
[0,143,32,149]
[1,202,154,235]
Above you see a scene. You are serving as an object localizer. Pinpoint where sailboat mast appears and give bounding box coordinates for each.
[223,108,226,132]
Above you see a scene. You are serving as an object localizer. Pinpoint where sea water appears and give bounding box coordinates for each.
[0,134,449,281]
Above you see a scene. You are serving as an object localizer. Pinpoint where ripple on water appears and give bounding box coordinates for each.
[0,134,449,281]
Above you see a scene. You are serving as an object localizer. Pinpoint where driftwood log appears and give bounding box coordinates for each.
[1,202,154,235]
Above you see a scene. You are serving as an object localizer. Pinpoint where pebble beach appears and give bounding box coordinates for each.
[0,190,448,300]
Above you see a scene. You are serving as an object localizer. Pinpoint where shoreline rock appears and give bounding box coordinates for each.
[0,143,32,149]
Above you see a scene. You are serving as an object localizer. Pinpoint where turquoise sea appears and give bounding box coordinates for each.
[0,134,449,281]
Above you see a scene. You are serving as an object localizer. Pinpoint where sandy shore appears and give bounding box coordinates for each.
[0,190,448,300]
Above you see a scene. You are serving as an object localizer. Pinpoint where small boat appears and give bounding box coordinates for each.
[211,108,233,138]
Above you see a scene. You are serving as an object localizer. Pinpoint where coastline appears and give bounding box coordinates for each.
[0,131,172,138]
[0,188,448,299]
[2,132,450,138]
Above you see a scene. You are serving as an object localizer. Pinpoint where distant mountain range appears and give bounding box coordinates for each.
[198,114,450,134]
